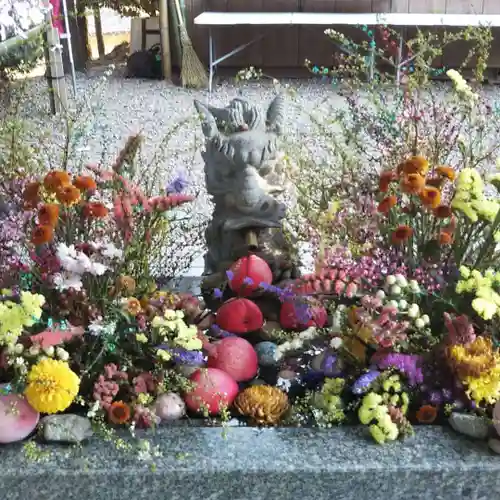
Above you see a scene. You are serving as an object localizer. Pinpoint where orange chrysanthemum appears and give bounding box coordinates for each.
[23,181,41,208]
[31,225,54,245]
[379,170,397,193]
[420,186,441,209]
[391,225,413,245]
[124,297,142,316]
[377,195,397,215]
[43,171,71,193]
[439,230,453,245]
[416,405,437,424]
[435,165,456,181]
[108,401,131,425]
[82,202,109,218]
[73,175,97,192]
[56,184,81,206]
[434,205,453,219]
[400,173,425,194]
[38,204,60,227]
[397,156,430,176]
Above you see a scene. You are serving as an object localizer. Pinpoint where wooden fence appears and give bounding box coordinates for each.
[182,0,500,71]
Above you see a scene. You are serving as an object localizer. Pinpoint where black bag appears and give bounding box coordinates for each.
[126,43,163,79]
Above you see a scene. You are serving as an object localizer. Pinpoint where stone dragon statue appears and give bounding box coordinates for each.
[194,95,300,289]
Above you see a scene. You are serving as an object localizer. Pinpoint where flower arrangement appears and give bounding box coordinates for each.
[3,23,500,461]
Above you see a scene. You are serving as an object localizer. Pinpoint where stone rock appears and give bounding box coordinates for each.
[184,368,239,415]
[41,414,93,443]
[216,298,264,334]
[488,437,500,454]
[492,400,500,436]
[207,336,258,382]
[449,413,489,440]
[0,387,40,444]
[250,378,267,386]
[155,392,186,422]
[255,341,279,367]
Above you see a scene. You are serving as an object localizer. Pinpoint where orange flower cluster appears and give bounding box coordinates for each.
[377,156,457,246]
[83,202,109,218]
[26,170,103,245]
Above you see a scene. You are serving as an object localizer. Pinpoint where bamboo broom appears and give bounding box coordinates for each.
[173,0,208,89]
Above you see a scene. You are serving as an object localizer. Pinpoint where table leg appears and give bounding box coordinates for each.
[209,28,214,94]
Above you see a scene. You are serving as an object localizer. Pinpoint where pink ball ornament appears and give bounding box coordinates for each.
[228,255,273,297]
[184,368,239,415]
[216,298,264,334]
[280,300,328,331]
[0,385,40,444]
[207,337,258,382]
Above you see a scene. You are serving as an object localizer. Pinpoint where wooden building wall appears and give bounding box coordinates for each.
[183,0,500,70]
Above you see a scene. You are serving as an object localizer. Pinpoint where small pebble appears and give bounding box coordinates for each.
[449,413,489,440]
[41,414,93,443]
[255,341,279,367]
[488,437,500,454]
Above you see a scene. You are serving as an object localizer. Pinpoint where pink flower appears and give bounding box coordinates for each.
[133,405,160,429]
[133,372,156,395]
[444,313,476,345]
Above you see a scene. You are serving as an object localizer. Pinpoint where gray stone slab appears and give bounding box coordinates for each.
[1,426,499,499]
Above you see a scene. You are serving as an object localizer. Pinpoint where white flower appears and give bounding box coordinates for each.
[89,262,108,276]
[414,318,425,329]
[395,274,408,288]
[386,275,397,286]
[390,285,402,296]
[398,300,408,310]
[276,377,292,392]
[375,290,386,300]
[409,280,420,293]
[388,300,399,309]
[100,242,123,260]
[56,347,69,361]
[330,337,343,350]
[408,304,420,318]
[28,345,40,356]
[290,339,303,350]
[43,346,55,357]
[14,343,24,354]
[15,357,25,367]
[421,314,430,326]
[52,272,83,291]
[87,400,101,419]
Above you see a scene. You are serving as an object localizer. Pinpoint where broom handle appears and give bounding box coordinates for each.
[173,0,186,30]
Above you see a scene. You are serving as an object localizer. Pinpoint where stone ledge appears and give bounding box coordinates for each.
[1,427,499,500]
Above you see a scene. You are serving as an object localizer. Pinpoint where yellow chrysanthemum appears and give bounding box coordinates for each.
[24,358,80,414]
[464,365,500,405]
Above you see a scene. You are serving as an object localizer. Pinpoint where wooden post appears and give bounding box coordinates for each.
[159,0,172,79]
[45,23,68,114]
[93,6,106,58]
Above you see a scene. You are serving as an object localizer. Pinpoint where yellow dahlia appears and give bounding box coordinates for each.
[24,358,80,414]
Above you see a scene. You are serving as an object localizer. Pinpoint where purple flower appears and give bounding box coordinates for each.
[375,353,424,386]
[213,288,223,299]
[226,270,234,281]
[243,277,254,286]
[322,355,343,377]
[352,370,381,394]
[165,173,189,194]
[211,325,235,338]
[155,347,205,366]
